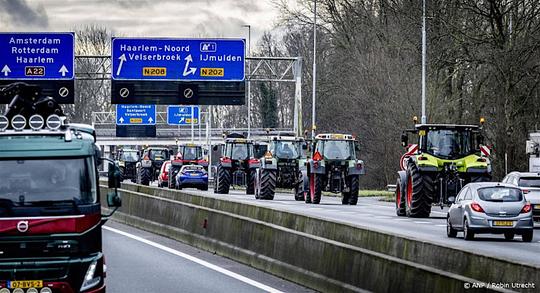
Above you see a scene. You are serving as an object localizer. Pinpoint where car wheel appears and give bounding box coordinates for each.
[463,219,474,241]
[446,218,457,238]
[522,230,533,242]
[504,232,514,241]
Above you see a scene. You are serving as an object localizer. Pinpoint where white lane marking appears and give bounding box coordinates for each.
[104,226,284,293]
[435,224,447,227]
[393,218,409,221]
[413,221,431,224]
[374,216,392,219]
[431,211,447,216]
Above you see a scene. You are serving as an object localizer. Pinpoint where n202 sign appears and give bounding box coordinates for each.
[167,106,199,125]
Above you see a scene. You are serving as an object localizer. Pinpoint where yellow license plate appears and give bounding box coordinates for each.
[9,280,43,288]
[493,221,513,226]
[534,204,540,209]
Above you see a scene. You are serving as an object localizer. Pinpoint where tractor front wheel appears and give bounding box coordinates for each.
[214,165,231,194]
[307,173,322,204]
[259,169,277,200]
[347,175,359,205]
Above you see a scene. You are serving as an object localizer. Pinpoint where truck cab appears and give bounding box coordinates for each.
[0,112,121,293]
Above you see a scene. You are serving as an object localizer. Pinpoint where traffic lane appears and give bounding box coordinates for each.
[103,221,312,293]
[173,187,540,267]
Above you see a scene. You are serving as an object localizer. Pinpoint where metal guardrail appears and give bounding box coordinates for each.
[387,184,397,192]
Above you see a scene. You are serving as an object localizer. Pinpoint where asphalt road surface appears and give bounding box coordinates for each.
[103,221,312,293]
[152,184,540,268]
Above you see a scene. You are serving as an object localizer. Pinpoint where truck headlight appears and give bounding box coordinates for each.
[80,260,101,291]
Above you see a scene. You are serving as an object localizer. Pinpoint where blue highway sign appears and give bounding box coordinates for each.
[112,38,245,81]
[0,32,74,80]
[167,106,199,125]
[116,104,156,125]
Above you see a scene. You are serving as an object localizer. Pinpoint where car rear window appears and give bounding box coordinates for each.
[183,165,204,171]
[518,177,540,188]
[478,187,522,202]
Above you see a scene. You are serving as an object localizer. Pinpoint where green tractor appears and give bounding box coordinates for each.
[395,120,492,217]
[136,147,172,186]
[114,148,140,182]
[255,134,308,200]
[306,134,365,204]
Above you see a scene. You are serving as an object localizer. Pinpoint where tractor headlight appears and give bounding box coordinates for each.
[29,114,45,130]
[0,115,8,132]
[80,260,101,291]
[11,114,26,131]
[46,114,62,130]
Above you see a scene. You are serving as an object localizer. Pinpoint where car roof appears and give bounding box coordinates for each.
[466,182,520,192]
[507,171,540,178]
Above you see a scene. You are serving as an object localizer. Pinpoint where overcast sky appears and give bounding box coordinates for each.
[0,0,286,45]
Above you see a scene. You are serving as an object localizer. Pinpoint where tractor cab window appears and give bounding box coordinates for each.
[180,146,202,161]
[424,129,473,159]
[226,143,251,160]
[121,151,139,162]
[316,140,355,160]
[150,149,168,161]
[272,141,300,159]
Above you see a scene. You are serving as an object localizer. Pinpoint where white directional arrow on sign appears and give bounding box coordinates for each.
[1,65,11,77]
[182,55,196,76]
[59,65,69,77]
[148,117,154,123]
[116,54,127,76]
[119,117,125,124]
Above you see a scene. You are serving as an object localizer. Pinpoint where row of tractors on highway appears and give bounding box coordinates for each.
[114,132,366,205]
[114,118,492,214]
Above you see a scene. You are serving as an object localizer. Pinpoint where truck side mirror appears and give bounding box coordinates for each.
[302,143,308,150]
[401,133,408,147]
[107,191,122,208]
[212,145,219,152]
[107,161,121,189]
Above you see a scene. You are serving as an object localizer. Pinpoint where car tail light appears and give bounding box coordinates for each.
[521,203,532,213]
[356,162,363,169]
[144,155,150,160]
[313,151,322,161]
[470,202,484,213]
[221,157,231,164]
[522,189,530,194]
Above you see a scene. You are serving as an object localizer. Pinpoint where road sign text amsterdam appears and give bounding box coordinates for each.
[0,33,74,80]
[167,106,199,125]
[112,38,245,81]
[116,104,156,125]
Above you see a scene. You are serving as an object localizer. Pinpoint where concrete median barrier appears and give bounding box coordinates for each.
[101,182,537,292]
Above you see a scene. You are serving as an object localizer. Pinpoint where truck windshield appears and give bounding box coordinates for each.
[425,129,473,159]
[317,140,354,160]
[273,141,300,159]
[0,158,97,208]
[180,146,202,160]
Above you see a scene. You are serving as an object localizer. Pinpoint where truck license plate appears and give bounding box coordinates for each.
[493,221,513,226]
[9,280,43,288]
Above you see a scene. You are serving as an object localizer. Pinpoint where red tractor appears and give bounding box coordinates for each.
[213,133,261,194]
[168,143,209,189]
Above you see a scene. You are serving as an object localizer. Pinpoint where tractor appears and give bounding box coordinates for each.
[306,134,365,204]
[255,134,308,200]
[213,133,261,194]
[395,118,492,218]
[136,147,173,186]
[115,148,139,182]
[169,143,209,189]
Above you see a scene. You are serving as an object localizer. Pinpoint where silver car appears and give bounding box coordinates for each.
[447,182,534,242]
[502,171,540,224]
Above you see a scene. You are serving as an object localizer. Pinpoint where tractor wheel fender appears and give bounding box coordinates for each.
[397,170,408,194]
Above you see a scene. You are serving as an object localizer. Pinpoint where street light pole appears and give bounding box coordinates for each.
[421,0,427,124]
[243,24,251,138]
[311,0,317,139]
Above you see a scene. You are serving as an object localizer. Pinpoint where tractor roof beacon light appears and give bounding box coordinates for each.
[480,117,485,125]
[0,115,8,131]
[11,114,27,131]
[413,116,418,124]
[46,114,62,130]
[29,115,45,130]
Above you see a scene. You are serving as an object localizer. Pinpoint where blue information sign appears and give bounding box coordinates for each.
[0,32,74,80]
[167,106,199,125]
[116,104,156,125]
[112,38,245,81]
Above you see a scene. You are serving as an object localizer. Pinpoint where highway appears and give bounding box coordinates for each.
[154,185,540,267]
[103,221,312,293]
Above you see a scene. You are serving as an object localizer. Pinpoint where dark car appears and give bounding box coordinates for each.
[175,165,208,190]
[447,182,533,242]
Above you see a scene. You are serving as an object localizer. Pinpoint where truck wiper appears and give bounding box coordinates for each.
[28,199,81,213]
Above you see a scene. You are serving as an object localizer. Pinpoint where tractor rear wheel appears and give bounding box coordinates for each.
[139,168,151,186]
[395,177,406,216]
[215,165,231,194]
[169,166,179,190]
[347,175,360,205]
[246,169,256,195]
[259,169,277,200]
[405,161,433,218]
